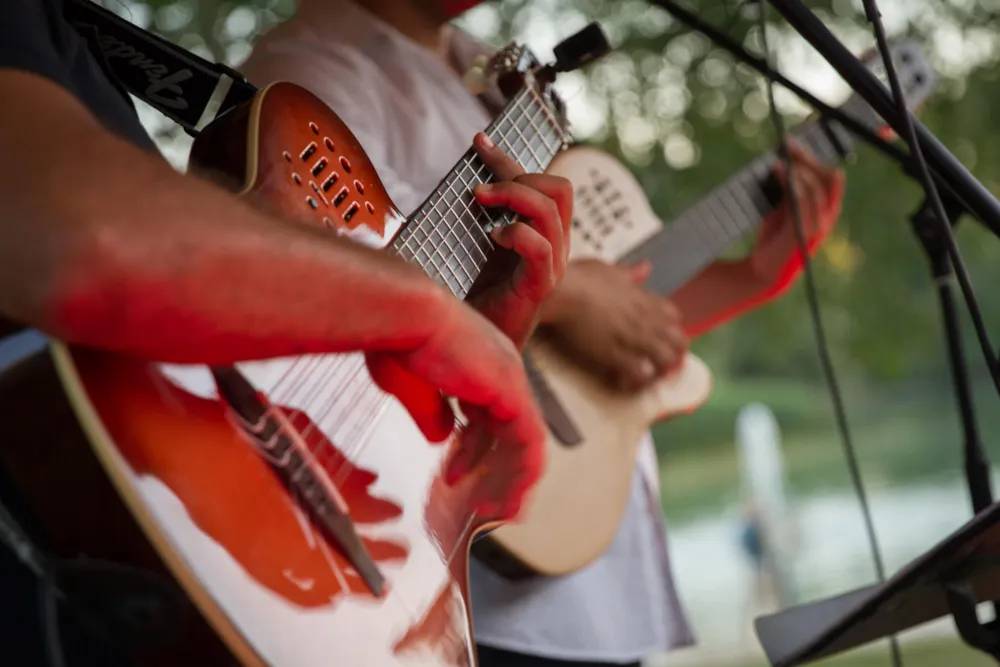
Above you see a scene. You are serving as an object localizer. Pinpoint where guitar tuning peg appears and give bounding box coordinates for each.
[463,54,491,95]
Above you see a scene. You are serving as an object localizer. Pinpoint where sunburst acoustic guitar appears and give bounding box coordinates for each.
[0,26,611,667]
[475,41,937,578]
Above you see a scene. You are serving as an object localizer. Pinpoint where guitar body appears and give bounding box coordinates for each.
[2,83,496,667]
[482,146,713,576]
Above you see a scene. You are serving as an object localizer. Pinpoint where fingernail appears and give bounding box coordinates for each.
[479,133,495,149]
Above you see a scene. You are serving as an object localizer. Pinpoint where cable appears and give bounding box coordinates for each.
[646,0,909,164]
[0,504,66,667]
[755,4,904,667]
[857,2,1000,400]
[39,564,67,667]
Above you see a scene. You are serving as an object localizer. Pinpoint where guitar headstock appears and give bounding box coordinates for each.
[847,40,937,139]
[463,22,611,139]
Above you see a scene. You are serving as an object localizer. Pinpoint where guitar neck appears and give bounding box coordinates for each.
[624,104,860,297]
[389,87,568,299]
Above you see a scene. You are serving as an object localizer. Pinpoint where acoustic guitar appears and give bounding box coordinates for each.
[476,41,937,578]
[0,30,608,667]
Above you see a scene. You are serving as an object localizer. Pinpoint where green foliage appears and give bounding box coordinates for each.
[124,0,1000,389]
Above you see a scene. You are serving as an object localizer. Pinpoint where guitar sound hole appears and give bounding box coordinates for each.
[340,156,352,173]
[311,157,329,177]
[311,182,328,206]
[343,202,360,222]
[333,187,349,207]
[306,196,319,210]
[309,122,319,135]
[300,142,317,161]
[366,201,375,214]
[324,137,335,151]
[322,173,339,192]
[292,173,302,185]
[354,179,365,195]
[282,151,292,163]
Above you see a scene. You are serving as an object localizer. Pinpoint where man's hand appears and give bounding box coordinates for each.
[540,259,689,391]
[466,133,572,349]
[364,133,575,520]
[366,301,546,520]
[748,140,845,289]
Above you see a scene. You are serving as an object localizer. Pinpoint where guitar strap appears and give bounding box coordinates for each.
[0,1,259,341]
[63,0,258,135]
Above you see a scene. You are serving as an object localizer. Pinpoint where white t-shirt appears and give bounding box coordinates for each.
[241,2,695,661]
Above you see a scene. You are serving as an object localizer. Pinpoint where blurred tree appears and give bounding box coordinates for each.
[105,0,1000,385]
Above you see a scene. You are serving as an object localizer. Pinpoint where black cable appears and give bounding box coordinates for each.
[856,3,1000,402]
[755,4,904,667]
[0,505,66,667]
[646,0,911,165]
[39,564,67,667]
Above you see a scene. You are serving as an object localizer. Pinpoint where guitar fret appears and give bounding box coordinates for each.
[705,190,739,242]
[443,176,489,264]
[388,86,567,299]
[523,102,553,166]
[527,85,568,148]
[721,181,756,234]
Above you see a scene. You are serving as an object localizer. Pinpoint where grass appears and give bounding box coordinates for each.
[650,374,1000,524]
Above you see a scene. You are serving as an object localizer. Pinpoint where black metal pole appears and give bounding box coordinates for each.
[910,197,994,513]
[766,0,1000,240]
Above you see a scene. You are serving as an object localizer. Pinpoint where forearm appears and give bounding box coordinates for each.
[669,259,771,337]
[0,74,451,364]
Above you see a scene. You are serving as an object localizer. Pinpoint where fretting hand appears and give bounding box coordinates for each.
[466,132,572,350]
[540,259,689,391]
[747,140,845,290]
[366,133,573,520]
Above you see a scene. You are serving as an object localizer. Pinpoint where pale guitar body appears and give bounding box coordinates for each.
[0,33,579,664]
[481,40,936,578]
[485,148,712,577]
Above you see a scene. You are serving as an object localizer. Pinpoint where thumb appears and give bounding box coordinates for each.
[365,352,456,443]
[625,259,653,284]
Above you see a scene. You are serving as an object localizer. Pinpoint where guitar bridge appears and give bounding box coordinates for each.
[210,366,386,598]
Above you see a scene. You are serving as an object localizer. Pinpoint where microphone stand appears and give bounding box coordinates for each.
[639,0,1000,661]
[644,0,998,511]
[765,0,1000,238]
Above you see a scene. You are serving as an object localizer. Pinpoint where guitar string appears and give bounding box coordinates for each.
[282,99,560,449]
[639,120,839,297]
[250,87,567,508]
[263,88,554,415]
[756,5,904,667]
[314,108,567,492]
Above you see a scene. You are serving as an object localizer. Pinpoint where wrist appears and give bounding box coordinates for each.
[538,281,580,326]
[741,255,775,292]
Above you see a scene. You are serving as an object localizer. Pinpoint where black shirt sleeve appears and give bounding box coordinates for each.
[0,0,156,337]
[0,0,74,86]
[0,0,157,151]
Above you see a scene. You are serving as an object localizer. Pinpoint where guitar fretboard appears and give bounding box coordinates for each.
[390,86,568,299]
[624,99,865,297]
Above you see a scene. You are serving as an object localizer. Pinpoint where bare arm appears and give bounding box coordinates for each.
[668,259,765,337]
[0,71,574,518]
[0,70,452,364]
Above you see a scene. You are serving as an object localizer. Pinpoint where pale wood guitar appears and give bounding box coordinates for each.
[475,41,937,578]
[0,31,608,667]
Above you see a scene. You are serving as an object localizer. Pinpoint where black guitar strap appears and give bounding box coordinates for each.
[63,0,258,135]
[0,2,260,341]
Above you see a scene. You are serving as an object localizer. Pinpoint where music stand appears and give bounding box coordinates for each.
[755,500,1000,666]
